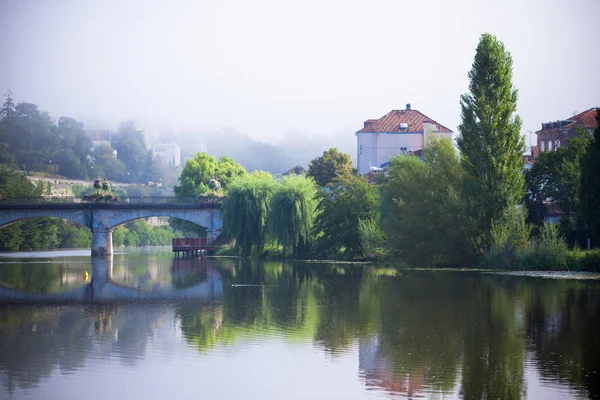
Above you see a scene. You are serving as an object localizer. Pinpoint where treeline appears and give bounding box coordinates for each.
[0,92,160,183]
[195,34,600,270]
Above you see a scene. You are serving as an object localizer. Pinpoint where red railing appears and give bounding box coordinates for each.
[172,237,208,247]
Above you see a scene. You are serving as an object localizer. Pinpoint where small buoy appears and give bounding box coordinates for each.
[83,271,89,282]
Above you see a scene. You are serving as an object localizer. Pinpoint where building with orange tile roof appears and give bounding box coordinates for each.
[355,104,453,175]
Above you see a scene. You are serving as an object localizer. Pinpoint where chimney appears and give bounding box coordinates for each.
[406,103,411,110]
[363,119,375,128]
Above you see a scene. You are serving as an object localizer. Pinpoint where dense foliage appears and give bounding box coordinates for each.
[580,109,600,241]
[379,138,466,266]
[267,175,318,257]
[457,33,526,255]
[175,152,247,197]
[307,147,355,187]
[112,219,182,247]
[525,129,593,245]
[313,175,379,259]
[0,166,91,251]
[221,172,278,256]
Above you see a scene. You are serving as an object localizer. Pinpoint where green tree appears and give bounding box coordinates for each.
[0,165,44,199]
[0,166,60,251]
[0,98,55,172]
[379,138,467,266]
[221,172,277,256]
[91,143,126,181]
[174,153,247,237]
[527,131,590,219]
[102,178,110,194]
[112,121,157,183]
[457,33,526,254]
[55,117,93,179]
[526,130,592,244]
[580,108,600,242]
[314,175,378,259]
[93,176,102,195]
[0,91,17,167]
[307,148,356,187]
[267,175,318,257]
[175,153,247,198]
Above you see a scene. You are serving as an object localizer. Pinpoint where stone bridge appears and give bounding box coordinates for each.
[0,201,221,256]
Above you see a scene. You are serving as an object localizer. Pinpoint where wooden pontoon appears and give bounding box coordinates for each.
[172,237,217,257]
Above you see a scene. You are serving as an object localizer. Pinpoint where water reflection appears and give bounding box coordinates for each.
[0,255,224,303]
[0,254,599,399]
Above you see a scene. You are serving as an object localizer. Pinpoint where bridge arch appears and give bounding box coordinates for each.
[0,208,91,229]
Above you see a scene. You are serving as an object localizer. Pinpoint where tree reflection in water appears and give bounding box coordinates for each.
[1,256,599,399]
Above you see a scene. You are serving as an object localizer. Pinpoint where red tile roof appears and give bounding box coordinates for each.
[357,109,452,133]
[566,108,599,129]
[536,107,599,134]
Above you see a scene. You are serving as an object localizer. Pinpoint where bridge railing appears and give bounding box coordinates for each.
[0,196,223,206]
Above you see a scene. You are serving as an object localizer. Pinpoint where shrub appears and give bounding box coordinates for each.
[481,207,529,269]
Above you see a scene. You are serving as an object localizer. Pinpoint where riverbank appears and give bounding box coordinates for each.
[214,242,600,272]
[482,245,600,272]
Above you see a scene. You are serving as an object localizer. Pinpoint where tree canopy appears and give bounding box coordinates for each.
[379,138,467,266]
[267,175,318,257]
[175,152,247,197]
[313,175,379,259]
[526,130,591,221]
[221,172,277,256]
[579,108,600,241]
[308,148,356,187]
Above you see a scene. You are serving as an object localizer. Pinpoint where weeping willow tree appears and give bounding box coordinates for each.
[267,175,318,257]
[221,172,277,256]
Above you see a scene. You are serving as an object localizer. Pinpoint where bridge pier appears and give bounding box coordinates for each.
[91,229,113,256]
[207,229,220,244]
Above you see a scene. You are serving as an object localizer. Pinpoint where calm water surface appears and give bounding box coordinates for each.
[0,247,599,399]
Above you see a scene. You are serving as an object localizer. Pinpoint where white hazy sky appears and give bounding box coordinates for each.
[1,0,599,147]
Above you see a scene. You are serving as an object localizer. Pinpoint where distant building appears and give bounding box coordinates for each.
[85,129,112,148]
[536,108,598,154]
[152,143,181,168]
[355,104,453,175]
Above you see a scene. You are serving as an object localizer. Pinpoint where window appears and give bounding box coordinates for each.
[548,140,553,152]
[555,140,560,149]
[541,141,545,152]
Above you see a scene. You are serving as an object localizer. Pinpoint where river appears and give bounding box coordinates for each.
[0,247,599,399]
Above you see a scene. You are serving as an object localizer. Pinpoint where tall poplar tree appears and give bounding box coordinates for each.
[457,33,526,253]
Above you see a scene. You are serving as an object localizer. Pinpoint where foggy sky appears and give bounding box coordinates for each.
[1,0,599,148]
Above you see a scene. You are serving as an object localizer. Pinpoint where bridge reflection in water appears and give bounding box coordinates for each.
[0,256,223,304]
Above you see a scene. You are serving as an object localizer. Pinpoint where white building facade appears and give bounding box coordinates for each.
[152,143,181,168]
[355,104,453,175]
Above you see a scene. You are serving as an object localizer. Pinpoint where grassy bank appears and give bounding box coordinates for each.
[483,247,600,271]
[482,223,600,272]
